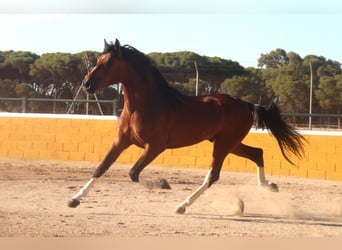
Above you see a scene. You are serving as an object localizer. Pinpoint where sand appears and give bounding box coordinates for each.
[0,158,341,237]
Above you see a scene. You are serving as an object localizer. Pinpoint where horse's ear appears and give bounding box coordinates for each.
[114,39,120,48]
[104,39,109,48]
[114,39,122,58]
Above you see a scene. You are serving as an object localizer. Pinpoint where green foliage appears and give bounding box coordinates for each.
[0,78,16,97]
[169,78,210,96]
[315,74,342,112]
[0,48,341,117]
[221,74,266,103]
[29,52,85,95]
[259,49,342,116]
[265,67,310,113]
[258,49,289,69]
[0,78,16,111]
[148,51,245,90]
[0,50,39,82]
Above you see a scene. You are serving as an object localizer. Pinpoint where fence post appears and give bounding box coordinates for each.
[113,99,118,116]
[21,97,27,113]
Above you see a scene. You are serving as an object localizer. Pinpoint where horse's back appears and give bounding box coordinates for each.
[164,94,253,148]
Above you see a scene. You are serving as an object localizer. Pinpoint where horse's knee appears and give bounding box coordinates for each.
[248,147,263,167]
[255,148,264,167]
[129,168,139,182]
[93,166,106,178]
[208,171,220,187]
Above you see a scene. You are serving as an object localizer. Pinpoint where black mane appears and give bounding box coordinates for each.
[104,42,184,103]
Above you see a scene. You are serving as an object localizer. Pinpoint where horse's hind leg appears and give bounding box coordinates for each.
[175,167,215,214]
[68,138,131,208]
[176,138,243,214]
[231,143,278,192]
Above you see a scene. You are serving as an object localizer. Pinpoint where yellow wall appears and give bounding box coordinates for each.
[0,114,341,181]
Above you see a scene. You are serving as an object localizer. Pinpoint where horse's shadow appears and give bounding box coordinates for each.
[88,209,342,229]
[187,212,342,228]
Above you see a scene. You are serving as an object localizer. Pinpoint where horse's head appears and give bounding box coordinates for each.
[83,39,123,94]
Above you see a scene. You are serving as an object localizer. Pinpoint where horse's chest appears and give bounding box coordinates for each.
[124,114,162,146]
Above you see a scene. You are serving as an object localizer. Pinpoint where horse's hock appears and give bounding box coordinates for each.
[0,113,341,181]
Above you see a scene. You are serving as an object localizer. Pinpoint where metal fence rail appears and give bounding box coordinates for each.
[0,97,341,130]
[282,113,341,130]
[0,97,119,116]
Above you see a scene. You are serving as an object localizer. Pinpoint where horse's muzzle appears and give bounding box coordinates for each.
[82,79,98,94]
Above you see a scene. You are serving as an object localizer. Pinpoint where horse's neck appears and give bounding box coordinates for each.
[120,65,182,112]
[121,78,158,113]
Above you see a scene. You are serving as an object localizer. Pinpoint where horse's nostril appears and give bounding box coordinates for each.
[83,80,92,90]
[82,80,97,94]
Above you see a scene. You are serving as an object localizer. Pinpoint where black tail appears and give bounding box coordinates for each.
[250,98,306,165]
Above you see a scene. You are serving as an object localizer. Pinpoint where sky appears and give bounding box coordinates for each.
[1,1,342,67]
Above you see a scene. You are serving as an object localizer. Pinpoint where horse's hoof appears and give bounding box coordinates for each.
[67,199,80,208]
[159,178,171,189]
[233,198,244,216]
[237,198,244,216]
[140,178,171,190]
[268,183,279,192]
[261,182,279,192]
[175,206,186,214]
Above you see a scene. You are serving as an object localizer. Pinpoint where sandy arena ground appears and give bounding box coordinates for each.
[0,158,341,237]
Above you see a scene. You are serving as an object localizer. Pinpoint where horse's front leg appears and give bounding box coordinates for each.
[68,138,131,208]
[129,144,171,189]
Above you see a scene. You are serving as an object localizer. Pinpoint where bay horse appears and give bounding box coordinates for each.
[68,39,305,214]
